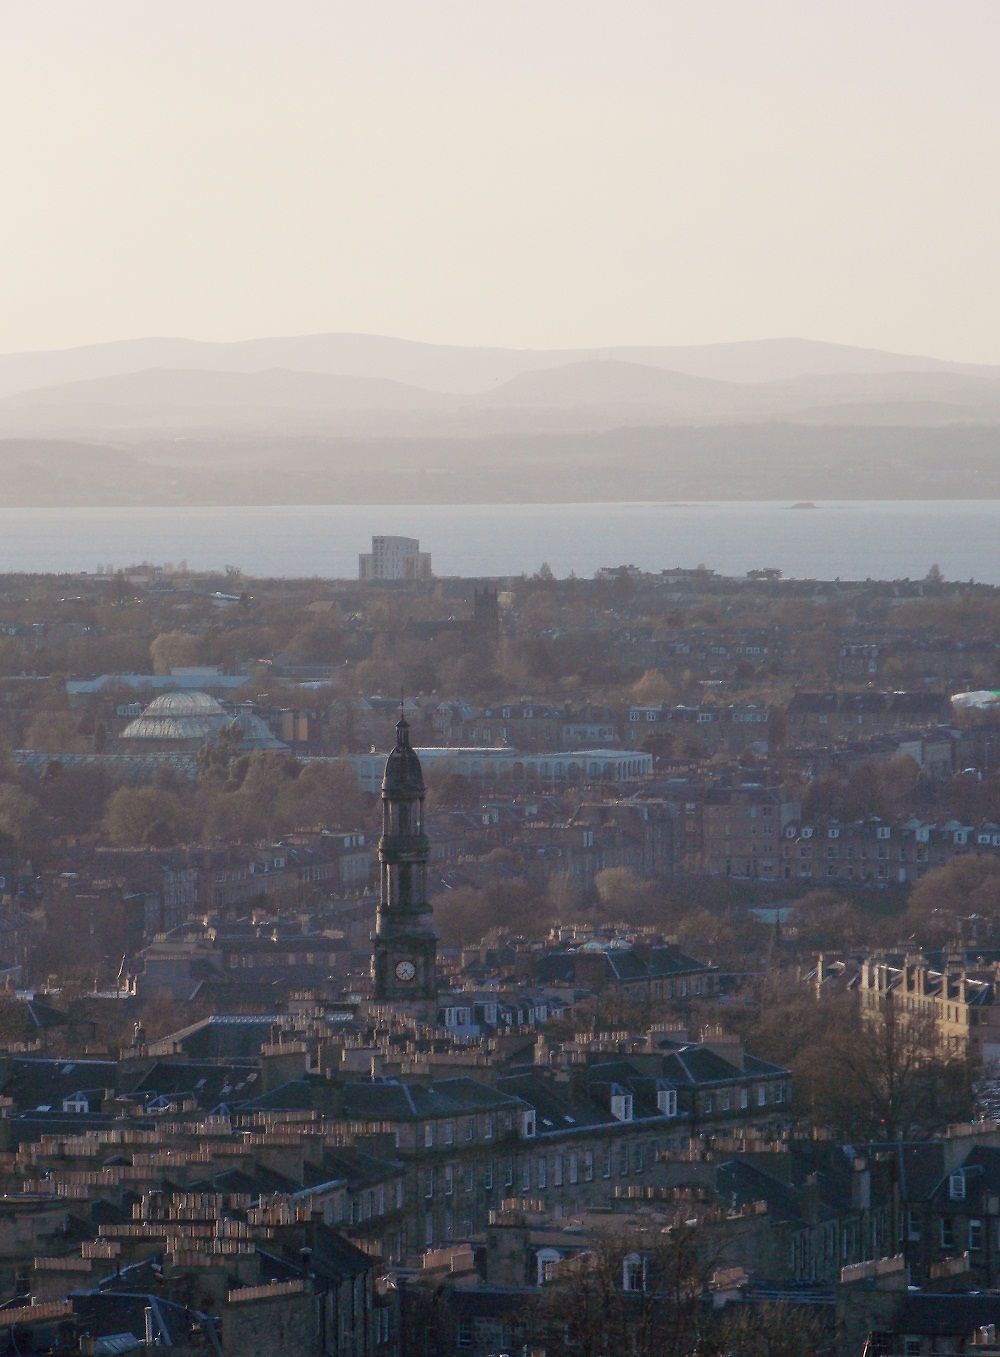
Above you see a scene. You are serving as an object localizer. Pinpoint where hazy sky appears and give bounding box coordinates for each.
[3,0,999,359]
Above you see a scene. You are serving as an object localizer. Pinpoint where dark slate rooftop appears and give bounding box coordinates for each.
[340,1076,527,1121]
[151,1014,282,1060]
[0,1057,121,1112]
[121,1060,261,1109]
[898,1293,1000,1336]
[497,1071,613,1134]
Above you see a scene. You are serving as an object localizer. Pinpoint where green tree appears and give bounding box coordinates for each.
[23,710,89,754]
[906,856,1000,942]
[104,786,190,847]
[0,783,44,850]
[630,669,675,704]
[276,759,366,830]
[149,630,203,675]
[36,763,113,834]
[593,867,666,926]
[431,886,496,946]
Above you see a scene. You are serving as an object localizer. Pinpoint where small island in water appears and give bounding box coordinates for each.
[788,501,818,510]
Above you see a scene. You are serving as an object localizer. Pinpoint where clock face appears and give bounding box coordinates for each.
[394,960,417,982]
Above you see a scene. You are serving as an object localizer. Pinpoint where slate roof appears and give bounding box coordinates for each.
[197,1165,299,1196]
[497,1071,613,1134]
[340,1076,527,1122]
[535,942,715,987]
[0,1057,120,1112]
[929,1145,1000,1212]
[311,1223,377,1282]
[716,1158,808,1224]
[897,1293,1000,1336]
[658,1046,788,1087]
[318,1147,405,1189]
[0,1111,132,1146]
[152,1014,282,1059]
[445,1286,536,1318]
[240,1077,322,1114]
[715,1144,859,1226]
[70,1292,219,1352]
[121,1061,261,1109]
[21,997,75,1030]
[865,1142,946,1204]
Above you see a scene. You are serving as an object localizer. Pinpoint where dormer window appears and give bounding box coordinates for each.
[611,1092,634,1123]
[521,1110,536,1138]
[657,1089,678,1117]
[949,1171,966,1200]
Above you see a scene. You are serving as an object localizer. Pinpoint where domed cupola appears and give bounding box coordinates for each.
[381,714,425,799]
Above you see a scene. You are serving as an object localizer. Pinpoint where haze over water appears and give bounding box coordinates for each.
[1,501,998,583]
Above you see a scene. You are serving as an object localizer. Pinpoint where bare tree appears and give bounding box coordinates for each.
[537,1218,732,1357]
[806,990,974,1141]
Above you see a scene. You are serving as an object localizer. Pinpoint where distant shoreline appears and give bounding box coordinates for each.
[1,500,999,583]
[1,496,998,511]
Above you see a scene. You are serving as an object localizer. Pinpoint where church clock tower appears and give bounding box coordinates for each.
[372,713,437,1005]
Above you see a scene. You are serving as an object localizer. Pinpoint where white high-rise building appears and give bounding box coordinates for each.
[359,536,432,581]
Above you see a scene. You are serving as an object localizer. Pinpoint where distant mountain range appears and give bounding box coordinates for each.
[0,333,998,504]
[1,332,996,400]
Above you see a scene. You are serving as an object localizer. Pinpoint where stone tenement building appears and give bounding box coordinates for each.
[857,954,1000,1062]
[785,689,952,744]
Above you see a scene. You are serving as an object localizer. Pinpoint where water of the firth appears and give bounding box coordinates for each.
[0,501,997,582]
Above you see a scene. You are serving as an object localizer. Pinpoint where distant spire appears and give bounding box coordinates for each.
[396,689,410,747]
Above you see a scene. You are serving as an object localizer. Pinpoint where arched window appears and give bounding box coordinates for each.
[536,1246,562,1285]
[622,1252,647,1292]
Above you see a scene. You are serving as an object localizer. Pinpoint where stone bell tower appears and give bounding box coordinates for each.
[371,712,437,1005]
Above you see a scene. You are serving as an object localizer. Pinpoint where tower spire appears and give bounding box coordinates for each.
[372,713,436,1007]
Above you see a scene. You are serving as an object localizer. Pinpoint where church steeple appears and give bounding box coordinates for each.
[372,713,437,1005]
